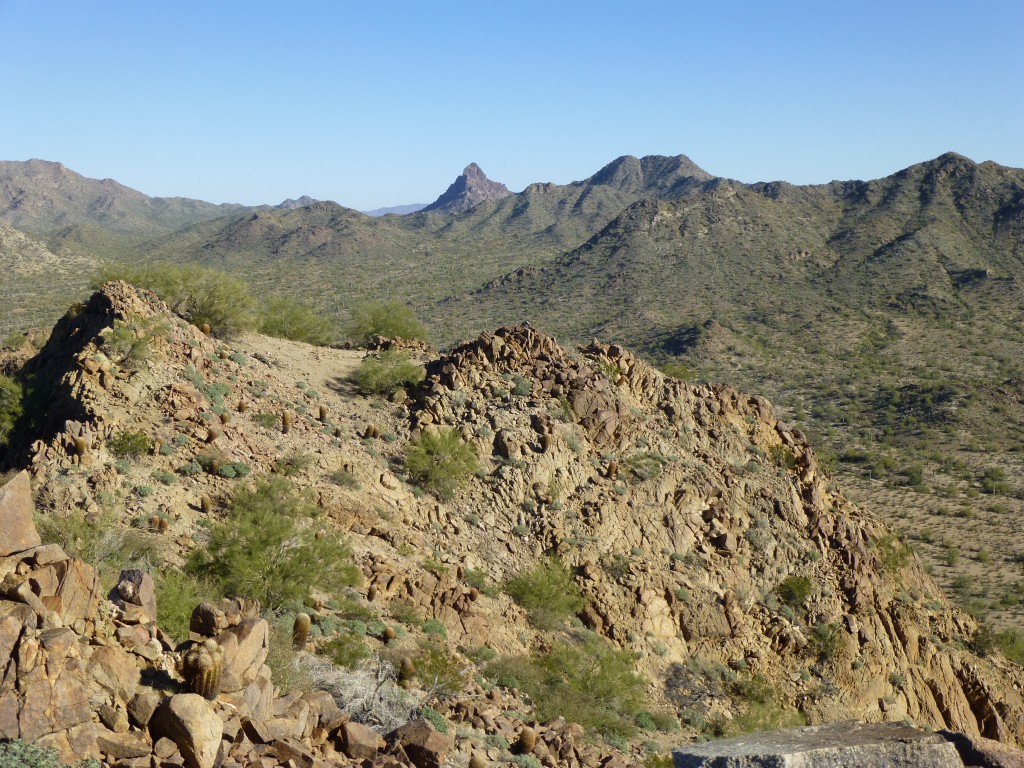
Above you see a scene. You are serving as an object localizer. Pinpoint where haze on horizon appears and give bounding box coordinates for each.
[1,1,1021,210]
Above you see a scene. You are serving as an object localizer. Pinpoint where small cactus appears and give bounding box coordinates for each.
[200,322,211,335]
[153,437,164,455]
[180,639,223,700]
[200,495,211,514]
[206,428,220,444]
[516,726,537,754]
[148,514,163,531]
[318,404,328,423]
[74,436,87,457]
[399,656,416,682]
[219,349,229,360]
[209,459,221,476]
[292,613,311,649]
[237,400,249,413]
[282,411,292,434]
[607,460,618,479]
[469,587,480,601]
[539,433,552,453]
[383,626,396,643]
[334,426,342,438]
[367,585,378,602]
[219,412,230,425]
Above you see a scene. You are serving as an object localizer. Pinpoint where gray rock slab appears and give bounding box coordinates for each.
[672,721,964,768]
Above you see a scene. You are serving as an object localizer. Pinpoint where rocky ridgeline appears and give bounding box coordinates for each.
[409,323,1024,741]
[2,284,1024,765]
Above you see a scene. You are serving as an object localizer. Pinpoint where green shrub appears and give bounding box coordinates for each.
[97,264,257,337]
[874,533,913,572]
[485,632,646,739]
[252,412,278,429]
[417,705,449,734]
[624,452,665,480]
[0,374,24,446]
[154,570,217,642]
[323,630,371,668]
[404,427,479,500]
[776,575,812,609]
[0,740,70,768]
[259,295,335,345]
[347,301,427,344]
[354,350,425,395]
[101,316,169,369]
[810,621,845,661]
[109,429,152,459]
[504,557,585,629]
[660,361,695,381]
[186,477,359,611]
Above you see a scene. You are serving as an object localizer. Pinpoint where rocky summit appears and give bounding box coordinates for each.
[420,163,511,214]
[1,282,1023,767]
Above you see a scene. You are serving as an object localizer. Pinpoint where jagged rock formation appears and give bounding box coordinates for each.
[420,163,511,214]
[3,283,1024,765]
[277,196,320,210]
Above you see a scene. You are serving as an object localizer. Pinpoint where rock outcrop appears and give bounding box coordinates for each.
[421,163,511,214]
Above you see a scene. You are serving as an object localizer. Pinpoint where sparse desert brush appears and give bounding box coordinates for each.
[485,632,646,739]
[154,569,217,643]
[259,295,335,345]
[354,349,424,395]
[503,557,585,629]
[186,477,359,610]
[775,575,813,609]
[347,301,427,344]
[404,427,479,500]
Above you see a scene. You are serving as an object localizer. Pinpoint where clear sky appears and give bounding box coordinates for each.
[1,1,1021,210]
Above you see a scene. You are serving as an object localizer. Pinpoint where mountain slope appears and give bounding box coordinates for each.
[0,159,261,245]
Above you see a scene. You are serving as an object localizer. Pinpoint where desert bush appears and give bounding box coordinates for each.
[659,361,695,381]
[97,264,257,337]
[504,557,585,629]
[776,575,812,609]
[109,429,152,459]
[404,427,479,500]
[101,316,170,369]
[0,740,78,768]
[303,655,415,731]
[0,374,23,447]
[36,508,161,584]
[259,295,335,345]
[347,301,427,344]
[485,632,646,739]
[624,452,665,480]
[354,350,424,395]
[186,477,359,610]
[873,533,912,573]
[154,569,217,642]
[810,621,845,661]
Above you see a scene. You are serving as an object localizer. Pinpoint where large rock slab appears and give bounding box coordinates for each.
[672,721,965,767]
[0,471,40,556]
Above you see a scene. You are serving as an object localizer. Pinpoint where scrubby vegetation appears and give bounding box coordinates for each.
[503,557,585,629]
[186,477,360,610]
[404,427,479,499]
[259,295,336,345]
[354,350,425,395]
[347,301,428,344]
[486,632,647,739]
[0,373,23,447]
[96,264,257,337]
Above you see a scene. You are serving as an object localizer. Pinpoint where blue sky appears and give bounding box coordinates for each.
[2,1,1021,209]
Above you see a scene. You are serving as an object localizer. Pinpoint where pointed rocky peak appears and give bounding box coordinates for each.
[421,163,511,215]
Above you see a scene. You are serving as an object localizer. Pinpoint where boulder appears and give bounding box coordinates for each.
[341,720,383,760]
[390,718,451,768]
[0,472,40,556]
[672,721,965,767]
[112,569,158,624]
[149,693,224,768]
